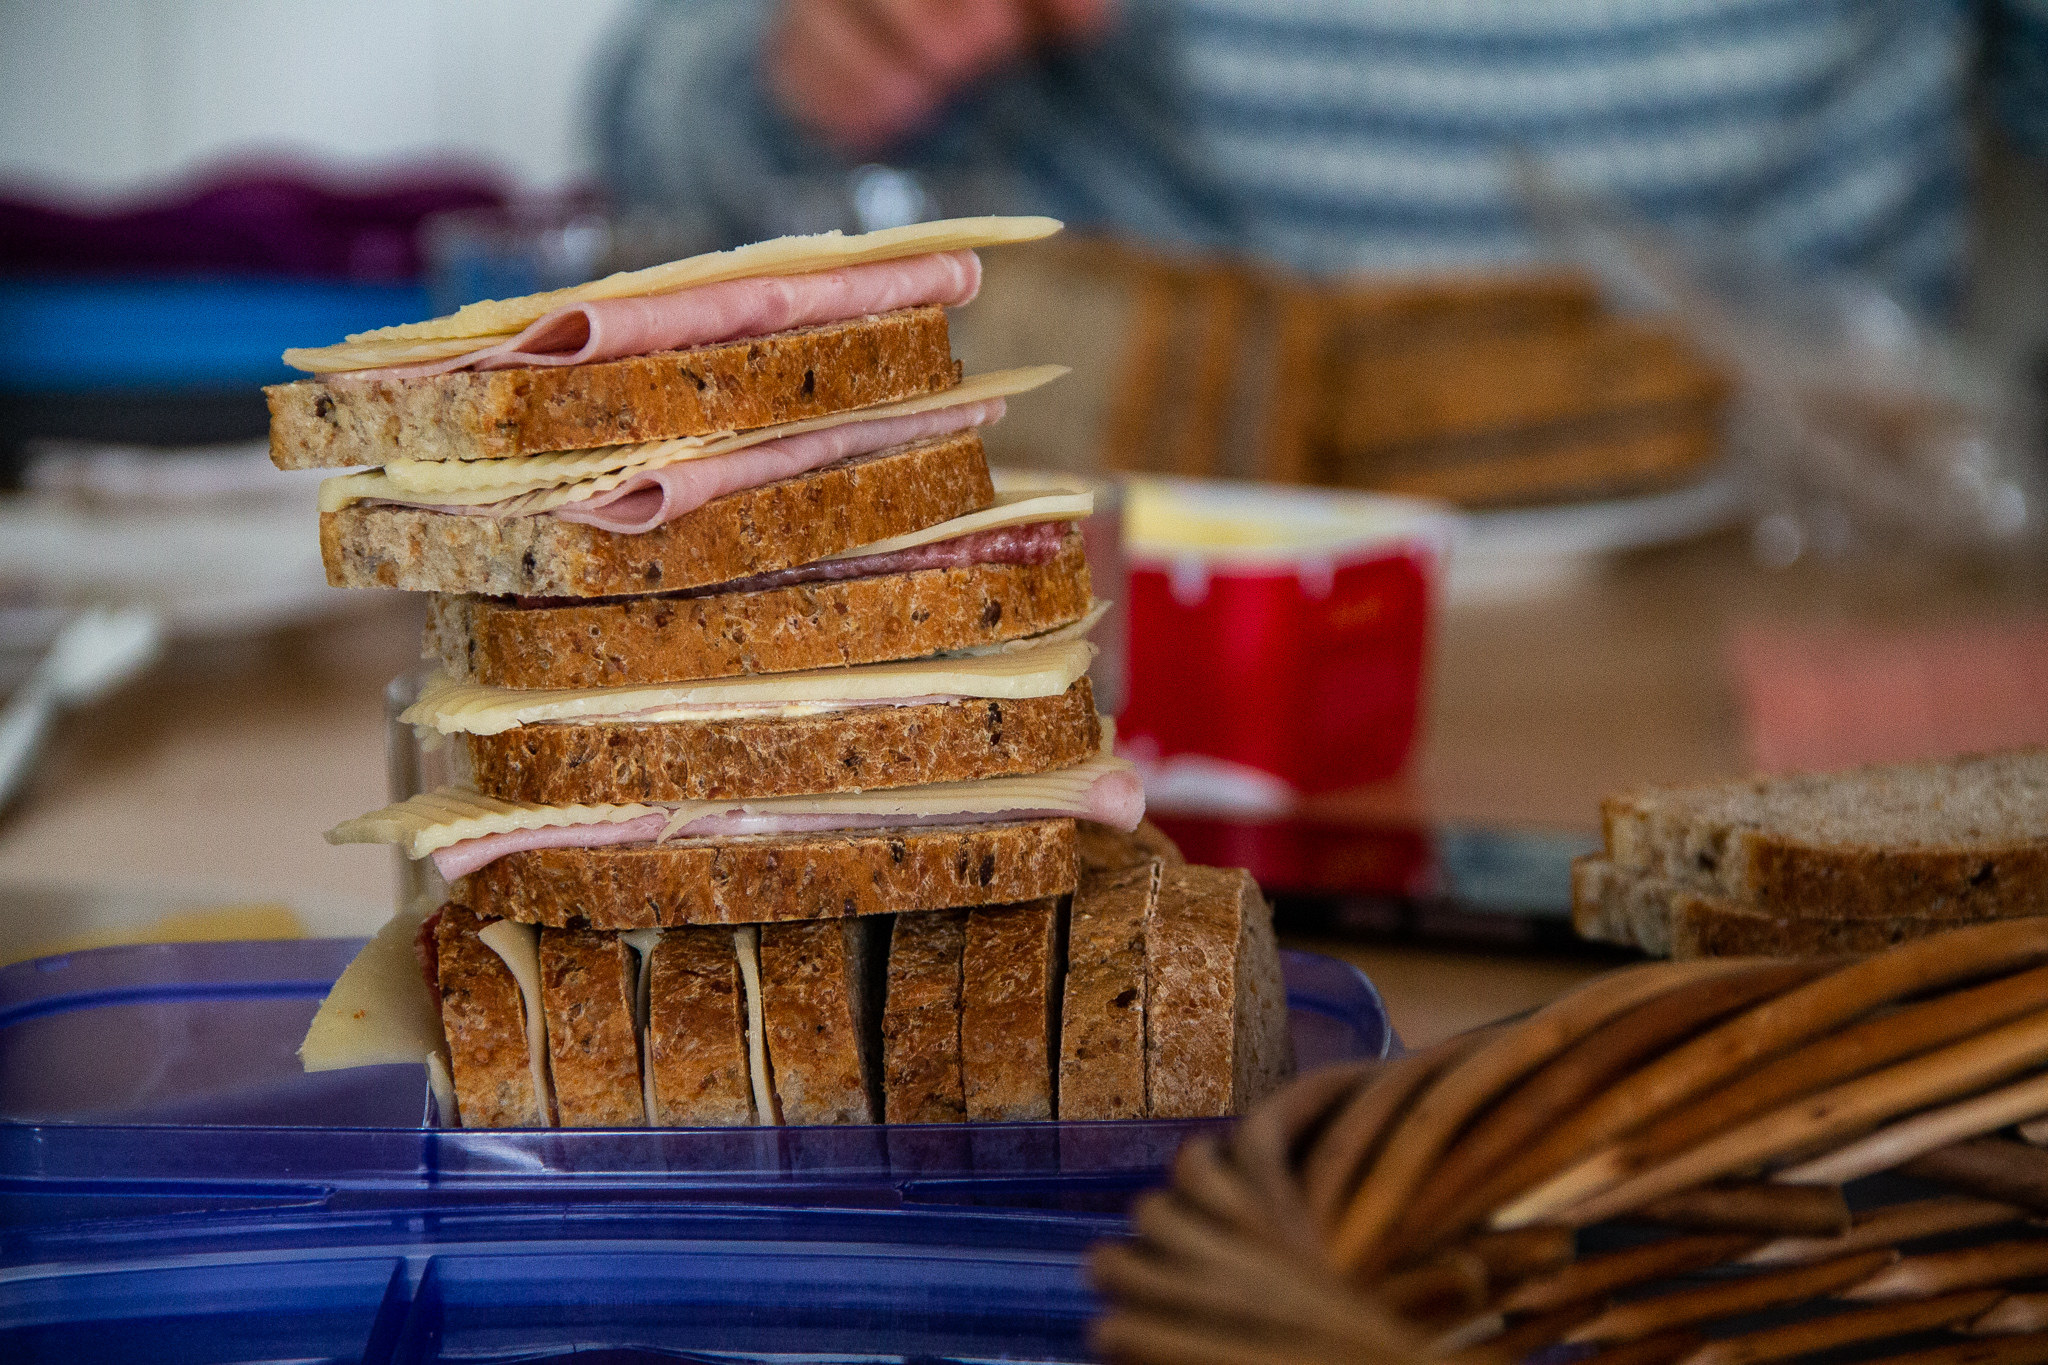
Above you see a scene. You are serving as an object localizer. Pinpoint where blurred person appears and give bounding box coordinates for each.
[597,0,2048,315]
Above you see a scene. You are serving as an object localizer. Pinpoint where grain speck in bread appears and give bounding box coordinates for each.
[961,896,1064,1121]
[881,909,968,1123]
[461,817,1080,928]
[1058,860,1158,1120]
[268,305,958,468]
[758,917,883,1125]
[465,682,1102,804]
[424,530,1095,688]
[1603,750,2048,921]
[538,926,644,1126]
[1145,865,1294,1118]
[434,903,543,1128]
[320,432,995,596]
[646,926,756,1126]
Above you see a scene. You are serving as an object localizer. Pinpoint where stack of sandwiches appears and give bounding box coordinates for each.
[284,217,1294,1128]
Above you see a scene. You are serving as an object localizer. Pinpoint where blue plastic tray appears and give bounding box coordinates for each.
[0,939,1389,1360]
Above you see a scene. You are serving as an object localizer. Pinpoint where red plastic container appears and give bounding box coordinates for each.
[1119,479,1456,805]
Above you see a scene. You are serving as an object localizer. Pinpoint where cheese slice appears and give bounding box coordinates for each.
[403,637,1093,736]
[334,751,1132,860]
[316,366,1064,511]
[622,927,662,1125]
[818,487,1091,562]
[286,215,1062,372]
[477,919,556,1128]
[734,926,780,1125]
[298,901,442,1073]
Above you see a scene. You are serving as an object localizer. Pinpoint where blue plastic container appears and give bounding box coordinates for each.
[0,939,1390,1361]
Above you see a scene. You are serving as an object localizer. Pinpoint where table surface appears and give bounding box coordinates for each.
[2,530,2039,1047]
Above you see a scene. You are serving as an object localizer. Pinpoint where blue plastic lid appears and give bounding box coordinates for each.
[0,939,1390,1360]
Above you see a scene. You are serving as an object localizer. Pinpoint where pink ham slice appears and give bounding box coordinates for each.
[340,250,981,380]
[428,766,1145,881]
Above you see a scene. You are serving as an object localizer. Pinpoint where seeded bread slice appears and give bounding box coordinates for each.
[1574,854,1988,959]
[961,896,1065,1121]
[466,682,1101,804]
[757,917,884,1125]
[881,908,969,1123]
[1076,819,1185,877]
[1058,860,1158,1120]
[268,305,958,468]
[1603,750,2048,921]
[645,926,757,1125]
[1145,865,1294,1118]
[434,904,544,1128]
[424,530,1093,688]
[461,817,1079,929]
[537,926,644,1126]
[320,432,994,596]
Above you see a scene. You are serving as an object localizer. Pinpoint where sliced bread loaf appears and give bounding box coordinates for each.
[320,433,994,596]
[880,908,969,1124]
[1145,865,1294,1118]
[1058,860,1158,1120]
[757,917,884,1125]
[268,306,958,467]
[1603,750,2048,921]
[645,926,757,1126]
[961,896,1065,1121]
[537,926,644,1126]
[464,682,1102,804]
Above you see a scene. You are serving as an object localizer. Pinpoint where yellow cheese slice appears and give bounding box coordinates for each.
[316,366,1065,511]
[299,902,442,1073]
[402,637,1095,736]
[818,487,1092,562]
[286,215,1062,372]
[335,751,1131,860]
[622,927,662,1126]
[734,926,779,1125]
[477,919,555,1128]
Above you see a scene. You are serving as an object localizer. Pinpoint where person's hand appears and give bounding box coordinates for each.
[767,0,1117,156]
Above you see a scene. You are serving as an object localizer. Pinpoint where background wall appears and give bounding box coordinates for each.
[0,0,636,198]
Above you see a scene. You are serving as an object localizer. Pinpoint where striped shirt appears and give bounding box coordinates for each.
[596,0,2048,314]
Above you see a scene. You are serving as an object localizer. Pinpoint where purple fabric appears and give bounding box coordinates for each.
[0,166,506,278]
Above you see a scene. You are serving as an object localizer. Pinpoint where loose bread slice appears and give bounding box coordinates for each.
[961,896,1065,1121]
[1145,865,1294,1118]
[320,432,994,596]
[434,903,544,1128]
[1076,819,1185,877]
[1059,860,1158,1120]
[757,918,884,1125]
[645,926,757,1125]
[1603,750,2048,921]
[1574,854,1988,959]
[462,817,1079,928]
[466,682,1101,804]
[537,926,644,1126]
[881,909,968,1123]
[268,306,957,468]
[424,530,1094,688]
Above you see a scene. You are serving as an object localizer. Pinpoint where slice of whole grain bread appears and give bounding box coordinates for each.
[460,817,1079,929]
[1573,854,1993,959]
[434,903,544,1128]
[537,926,645,1126]
[320,432,994,596]
[757,917,884,1125]
[1058,860,1158,1120]
[1075,819,1185,877]
[268,306,957,468]
[961,896,1064,1121]
[423,530,1093,688]
[465,682,1101,804]
[880,908,969,1124]
[1145,865,1294,1118]
[645,926,757,1125]
[1603,750,2048,921]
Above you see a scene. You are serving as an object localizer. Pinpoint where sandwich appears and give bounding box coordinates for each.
[286,216,1295,1127]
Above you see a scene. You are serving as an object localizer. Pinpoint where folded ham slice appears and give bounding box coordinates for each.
[343,250,981,380]
[429,765,1145,881]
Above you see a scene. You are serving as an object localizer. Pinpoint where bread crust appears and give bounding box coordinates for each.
[646,926,756,1125]
[320,433,995,596]
[434,903,543,1128]
[881,909,969,1123]
[424,531,1094,688]
[466,681,1101,804]
[538,926,644,1126]
[268,306,958,468]
[758,918,879,1125]
[961,897,1064,1121]
[1058,861,1158,1120]
[1075,819,1185,877]
[1145,865,1294,1118]
[462,818,1080,928]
